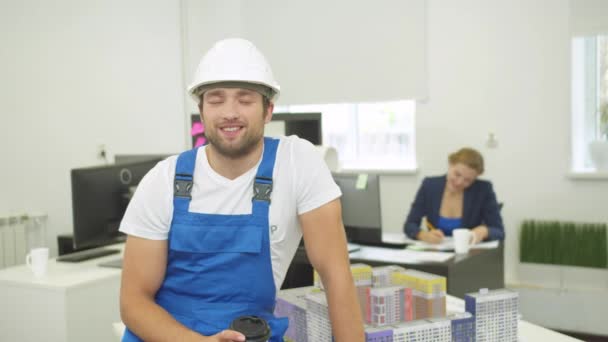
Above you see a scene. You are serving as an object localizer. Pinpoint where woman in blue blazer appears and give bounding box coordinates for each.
[404,148,505,244]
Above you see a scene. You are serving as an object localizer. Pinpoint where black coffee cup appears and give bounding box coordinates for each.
[229,315,271,342]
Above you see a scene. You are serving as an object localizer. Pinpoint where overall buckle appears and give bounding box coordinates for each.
[174,177,193,199]
[253,177,273,202]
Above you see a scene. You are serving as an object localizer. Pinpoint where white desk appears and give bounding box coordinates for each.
[0,242,582,342]
[0,244,124,342]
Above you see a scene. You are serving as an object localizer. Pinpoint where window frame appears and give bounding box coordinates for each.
[570,35,608,177]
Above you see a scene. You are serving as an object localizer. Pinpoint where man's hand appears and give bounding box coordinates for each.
[204,329,245,342]
[417,229,445,244]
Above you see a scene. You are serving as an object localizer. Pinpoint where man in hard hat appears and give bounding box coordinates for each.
[118,38,365,342]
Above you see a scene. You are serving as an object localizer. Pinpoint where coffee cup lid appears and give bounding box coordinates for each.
[230,316,271,341]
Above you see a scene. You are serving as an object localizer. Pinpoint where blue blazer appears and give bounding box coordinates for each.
[404,175,505,241]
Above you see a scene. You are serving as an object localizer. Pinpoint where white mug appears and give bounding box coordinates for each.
[453,229,473,254]
[26,247,49,277]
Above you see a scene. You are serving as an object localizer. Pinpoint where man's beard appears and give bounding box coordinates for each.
[205,124,264,159]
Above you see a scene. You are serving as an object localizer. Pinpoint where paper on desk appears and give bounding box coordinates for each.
[352,246,454,263]
[408,238,455,251]
[347,243,361,253]
[407,237,499,251]
[470,240,499,249]
[382,232,411,244]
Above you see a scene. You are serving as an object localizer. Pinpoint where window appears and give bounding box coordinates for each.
[274,100,416,171]
[571,35,608,171]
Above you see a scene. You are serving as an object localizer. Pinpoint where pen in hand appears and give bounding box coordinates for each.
[423,220,445,244]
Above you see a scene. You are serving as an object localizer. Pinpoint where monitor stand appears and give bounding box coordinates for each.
[98,258,123,269]
[56,247,120,262]
[346,226,407,249]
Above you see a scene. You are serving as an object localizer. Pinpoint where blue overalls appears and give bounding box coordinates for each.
[123,137,288,341]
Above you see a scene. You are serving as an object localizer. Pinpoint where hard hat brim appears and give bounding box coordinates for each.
[188,79,280,103]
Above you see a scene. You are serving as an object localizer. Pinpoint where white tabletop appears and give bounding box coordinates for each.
[0,244,124,291]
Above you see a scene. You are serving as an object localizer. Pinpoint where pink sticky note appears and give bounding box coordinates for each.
[191,122,205,136]
[194,136,206,147]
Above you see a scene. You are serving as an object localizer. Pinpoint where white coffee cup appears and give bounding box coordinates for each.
[453,229,473,254]
[25,247,49,277]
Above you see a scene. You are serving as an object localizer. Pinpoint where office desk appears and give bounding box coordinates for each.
[0,242,578,342]
[283,242,504,298]
[108,290,582,341]
[0,244,124,342]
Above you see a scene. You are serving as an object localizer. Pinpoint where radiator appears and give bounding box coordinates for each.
[0,213,46,269]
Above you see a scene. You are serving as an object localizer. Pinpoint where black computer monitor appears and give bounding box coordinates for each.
[114,154,172,165]
[70,159,162,250]
[333,173,406,248]
[333,173,383,244]
[270,113,322,145]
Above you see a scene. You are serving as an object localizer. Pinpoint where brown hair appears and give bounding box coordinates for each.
[448,147,484,174]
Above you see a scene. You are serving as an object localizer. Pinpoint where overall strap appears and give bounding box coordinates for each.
[252,137,279,215]
[173,147,199,213]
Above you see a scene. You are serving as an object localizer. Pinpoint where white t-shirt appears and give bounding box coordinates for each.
[119,135,341,290]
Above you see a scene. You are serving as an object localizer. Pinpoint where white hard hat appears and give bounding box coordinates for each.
[188,38,281,102]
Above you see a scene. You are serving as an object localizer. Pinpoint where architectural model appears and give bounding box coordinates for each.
[279,264,519,342]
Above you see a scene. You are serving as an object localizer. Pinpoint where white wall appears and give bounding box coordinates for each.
[0,0,187,256]
[181,0,243,114]
[379,0,608,285]
[1,0,607,287]
[377,1,608,333]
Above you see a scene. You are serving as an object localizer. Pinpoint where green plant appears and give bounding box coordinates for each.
[520,220,607,269]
